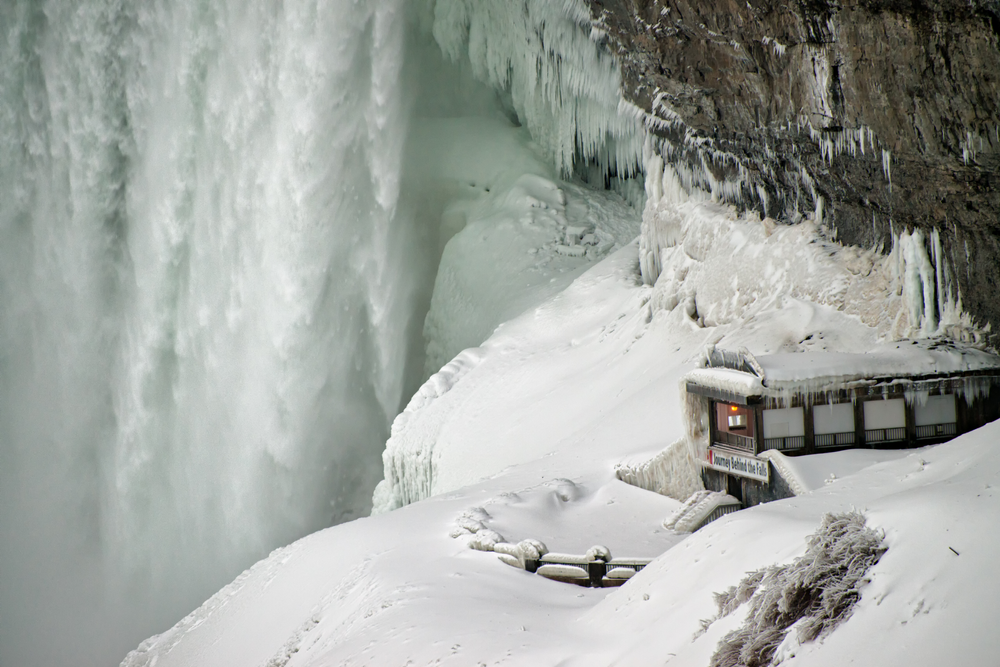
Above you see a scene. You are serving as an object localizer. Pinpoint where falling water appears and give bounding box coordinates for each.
[0,1,426,664]
[0,0,645,662]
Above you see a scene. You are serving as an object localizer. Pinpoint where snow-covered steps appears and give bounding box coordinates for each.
[664,490,743,533]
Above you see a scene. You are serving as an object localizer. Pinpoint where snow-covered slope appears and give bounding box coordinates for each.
[374,186,955,513]
[124,196,1000,666]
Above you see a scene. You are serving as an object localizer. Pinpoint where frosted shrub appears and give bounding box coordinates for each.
[706,511,886,667]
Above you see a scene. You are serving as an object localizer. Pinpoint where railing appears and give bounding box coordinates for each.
[714,431,756,453]
[762,436,805,451]
[865,427,906,443]
[815,432,855,448]
[915,422,957,439]
[527,556,653,588]
[701,502,742,529]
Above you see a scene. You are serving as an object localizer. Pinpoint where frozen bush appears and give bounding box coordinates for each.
[706,511,886,667]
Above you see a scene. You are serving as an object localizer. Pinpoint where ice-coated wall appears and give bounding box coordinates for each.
[590,0,1000,345]
[422,0,645,178]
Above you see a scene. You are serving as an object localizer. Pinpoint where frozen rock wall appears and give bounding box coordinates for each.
[589,0,1000,345]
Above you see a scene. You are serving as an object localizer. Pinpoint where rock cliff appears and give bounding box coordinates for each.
[590,0,1000,343]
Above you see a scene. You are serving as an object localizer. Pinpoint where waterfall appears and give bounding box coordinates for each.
[0,0,644,663]
[0,1,422,664]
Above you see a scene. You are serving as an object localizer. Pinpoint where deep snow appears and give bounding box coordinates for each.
[123,195,1000,666]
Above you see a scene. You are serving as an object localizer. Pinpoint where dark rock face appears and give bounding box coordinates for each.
[589,0,1000,343]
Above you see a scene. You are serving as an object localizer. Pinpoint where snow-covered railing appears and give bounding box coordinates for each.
[496,544,653,588]
[701,503,742,527]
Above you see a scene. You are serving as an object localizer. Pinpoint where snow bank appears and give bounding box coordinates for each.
[126,414,1000,667]
[421,167,640,375]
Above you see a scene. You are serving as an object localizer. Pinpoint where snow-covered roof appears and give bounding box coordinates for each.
[684,367,765,398]
[685,341,1000,398]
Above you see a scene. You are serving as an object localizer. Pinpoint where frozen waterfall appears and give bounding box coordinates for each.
[0,1,643,665]
[0,1,422,664]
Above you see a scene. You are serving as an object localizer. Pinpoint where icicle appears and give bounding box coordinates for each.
[882,149,892,192]
[429,0,644,178]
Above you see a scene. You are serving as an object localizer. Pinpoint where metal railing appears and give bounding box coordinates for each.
[700,502,742,529]
[528,556,653,588]
[915,422,957,439]
[762,436,805,451]
[865,427,906,443]
[815,432,855,448]
[714,430,756,453]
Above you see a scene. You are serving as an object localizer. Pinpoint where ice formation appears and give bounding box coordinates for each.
[892,227,976,340]
[422,169,640,375]
[422,0,645,178]
[614,438,704,502]
[0,0,656,663]
[637,146,986,345]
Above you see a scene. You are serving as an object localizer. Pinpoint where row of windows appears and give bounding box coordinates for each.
[716,395,958,452]
[762,394,956,438]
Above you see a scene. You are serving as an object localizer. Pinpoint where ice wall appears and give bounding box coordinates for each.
[0,2,421,665]
[421,0,645,178]
[637,147,985,345]
[372,0,652,515]
[890,228,979,341]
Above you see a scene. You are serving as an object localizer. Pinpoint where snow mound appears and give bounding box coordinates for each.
[422,173,639,375]
[756,450,811,497]
[705,511,886,667]
[448,506,507,551]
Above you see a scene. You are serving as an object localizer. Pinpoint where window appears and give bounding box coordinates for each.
[762,407,805,450]
[914,394,956,426]
[915,394,957,439]
[716,403,754,435]
[864,398,906,442]
[813,403,855,448]
[714,402,756,453]
[813,403,854,434]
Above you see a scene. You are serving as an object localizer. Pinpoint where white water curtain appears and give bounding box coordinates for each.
[0,1,415,664]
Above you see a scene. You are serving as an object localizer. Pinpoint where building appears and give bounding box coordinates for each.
[684,342,1000,507]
